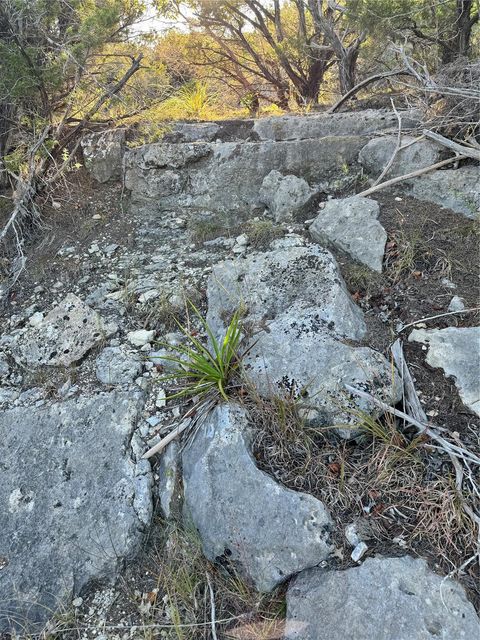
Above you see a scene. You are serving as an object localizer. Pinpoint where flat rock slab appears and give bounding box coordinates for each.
[409,326,480,416]
[310,196,386,272]
[95,346,142,385]
[14,293,117,367]
[182,404,333,592]
[0,392,152,634]
[207,242,366,341]
[207,242,401,435]
[253,109,421,142]
[284,556,480,640]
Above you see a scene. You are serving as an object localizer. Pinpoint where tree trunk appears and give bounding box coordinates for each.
[274,84,290,110]
[338,46,361,95]
[441,0,476,63]
[0,102,15,190]
[296,57,330,105]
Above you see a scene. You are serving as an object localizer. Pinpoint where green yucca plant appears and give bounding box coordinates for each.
[158,302,243,401]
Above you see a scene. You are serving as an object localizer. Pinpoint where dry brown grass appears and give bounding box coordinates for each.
[248,391,479,598]
[47,519,285,640]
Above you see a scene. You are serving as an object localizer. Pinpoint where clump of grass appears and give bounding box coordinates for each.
[250,391,478,587]
[134,521,286,640]
[159,302,244,401]
[188,218,231,244]
[141,295,179,332]
[342,263,383,295]
[244,219,283,249]
[385,229,431,282]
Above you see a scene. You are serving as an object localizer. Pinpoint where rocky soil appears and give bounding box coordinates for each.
[0,109,479,639]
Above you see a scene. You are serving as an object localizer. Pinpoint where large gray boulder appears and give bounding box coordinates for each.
[207,241,365,341]
[207,242,401,436]
[409,326,480,416]
[81,128,125,183]
[408,166,480,218]
[359,135,442,178]
[310,196,387,272]
[124,136,367,220]
[0,392,152,634]
[13,293,117,367]
[259,170,316,222]
[284,556,480,640]
[182,404,333,592]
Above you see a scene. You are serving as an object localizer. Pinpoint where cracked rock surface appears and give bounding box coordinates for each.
[207,241,401,436]
[13,293,117,367]
[0,391,152,634]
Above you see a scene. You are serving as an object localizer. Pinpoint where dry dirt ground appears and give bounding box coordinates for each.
[1,172,479,639]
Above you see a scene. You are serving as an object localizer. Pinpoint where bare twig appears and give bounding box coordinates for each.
[389,340,480,572]
[143,417,192,459]
[142,396,217,459]
[371,99,402,187]
[345,385,480,465]
[391,338,427,423]
[206,572,218,640]
[357,154,468,197]
[397,307,480,333]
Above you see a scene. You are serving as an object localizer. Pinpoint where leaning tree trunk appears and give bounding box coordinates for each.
[0,101,15,190]
[338,45,361,95]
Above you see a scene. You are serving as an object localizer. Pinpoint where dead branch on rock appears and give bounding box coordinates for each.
[328,69,413,113]
[357,154,468,198]
[371,99,402,187]
[391,338,427,423]
[423,129,480,161]
[393,48,480,137]
[143,396,217,459]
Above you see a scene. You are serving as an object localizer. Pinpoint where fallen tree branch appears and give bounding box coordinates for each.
[345,384,480,465]
[142,396,217,459]
[328,69,413,113]
[357,154,468,197]
[423,129,480,161]
[391,338,427,422]
[143,417,192,459]
[371,99,402,187]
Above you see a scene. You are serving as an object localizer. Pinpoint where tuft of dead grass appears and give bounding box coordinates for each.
[248,390,479,599]
[49,519,285,640]
[243,220,283,250]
